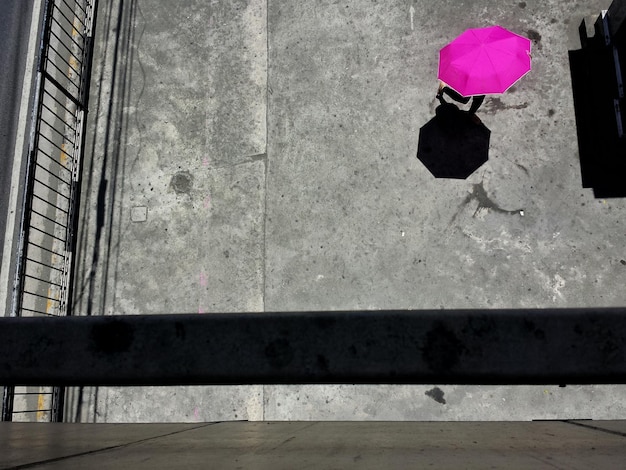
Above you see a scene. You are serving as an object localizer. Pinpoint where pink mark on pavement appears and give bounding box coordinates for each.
[199,271,208,287]
[202,158,210,167]
[194,407,200,420]
[203,194,212,210]
[198,306,205,314]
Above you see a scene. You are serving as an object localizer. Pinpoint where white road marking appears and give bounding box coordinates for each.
[410,5,415,31]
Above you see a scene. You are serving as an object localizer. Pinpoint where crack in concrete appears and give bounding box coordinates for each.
[208,153,268,170]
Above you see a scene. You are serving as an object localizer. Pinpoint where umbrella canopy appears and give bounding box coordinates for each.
[438,26,532,97]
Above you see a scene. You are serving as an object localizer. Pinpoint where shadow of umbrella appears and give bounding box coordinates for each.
[417,104,491,179]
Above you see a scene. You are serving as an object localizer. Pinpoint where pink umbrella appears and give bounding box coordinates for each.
[438,26,532,97]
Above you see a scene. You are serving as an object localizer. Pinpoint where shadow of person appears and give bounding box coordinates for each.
[417,102,491,179]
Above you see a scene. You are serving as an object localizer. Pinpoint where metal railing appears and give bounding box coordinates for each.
[2,0,97,422]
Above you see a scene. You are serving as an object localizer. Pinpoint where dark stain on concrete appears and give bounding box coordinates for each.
[450,182,522,226]
[425,387,447,405]
[470,183,519,215]
[170,171,193,194]
[527,29,542,50]
[484,97,529,113]
[518,2,527,8]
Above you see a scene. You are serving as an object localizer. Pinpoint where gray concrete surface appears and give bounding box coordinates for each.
[0,0,34,272]
[0,0,38,315]
[3,421,626,469]
[0,423,207,469]
[70,0,626,422]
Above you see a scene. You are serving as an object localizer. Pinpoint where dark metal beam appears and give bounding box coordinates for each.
[1,309,626,386]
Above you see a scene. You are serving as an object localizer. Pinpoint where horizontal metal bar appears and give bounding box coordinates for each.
[43,87,77,121]
[33,176,70,200]
[31,208,68,228]
[31,193,70,214]
[49,29,84,66]
[11,409,52,414]
[42,71,80,107]
[50,21,84,55]
[25,243,66,261]
[47,47,80,75]
[41,103,78,136]
[45,60,80,92]
[37,149,72,175]
[35,162,72,186]
[38,132,71,160]
[29,225,67,243]
[69,0,87,16]
[13,392,53,396]
[22,290,60,303]
[25,257,64,273]
[2,310,626,386]
[39,116,75,146]
[19,308,57,317]
[53,5,85,38]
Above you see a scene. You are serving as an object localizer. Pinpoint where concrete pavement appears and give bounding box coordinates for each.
[69,0,626,422]
[0,0,38,314]
[4,421,626,468]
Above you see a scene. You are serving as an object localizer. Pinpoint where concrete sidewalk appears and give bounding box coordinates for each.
[4,421,626,468]
[69,0,626,422]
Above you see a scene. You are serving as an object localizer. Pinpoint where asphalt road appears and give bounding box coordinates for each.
[0,0,35,272]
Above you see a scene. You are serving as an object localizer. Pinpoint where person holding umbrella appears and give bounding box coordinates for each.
[437,25,532,113]
[437,82,485,115]
[416,26,532,179]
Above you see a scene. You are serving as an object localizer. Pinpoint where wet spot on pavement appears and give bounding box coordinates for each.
[170,171,193,194]
[527,29,542,50]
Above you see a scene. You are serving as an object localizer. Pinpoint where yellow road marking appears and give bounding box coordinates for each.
[72,16,80,38]
[46,287,55,314]
[60,142,68,166]
[37,392,46,421]
[69,55,78,73]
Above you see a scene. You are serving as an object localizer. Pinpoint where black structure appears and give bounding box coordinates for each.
[1,309,626,386]
[569,0,626,197]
